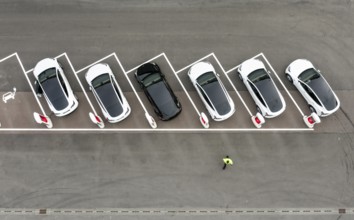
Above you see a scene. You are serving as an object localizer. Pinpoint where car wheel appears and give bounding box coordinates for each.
[74,94,79,101]
[238,73,243,81]
[286,74,293,83]
[309,105,316,114]
[256,106,262,115]
[58,62,64,70]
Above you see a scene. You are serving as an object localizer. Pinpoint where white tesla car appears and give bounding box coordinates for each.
[86,63,131,123]
[285,59,340,117]
[188,62,235,121]
[33,58,78,117]
[238,58,286,118]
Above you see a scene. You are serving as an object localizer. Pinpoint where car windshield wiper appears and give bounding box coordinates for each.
[200,77,217,86]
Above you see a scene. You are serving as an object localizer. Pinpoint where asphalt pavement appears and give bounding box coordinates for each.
[0,0,354,219]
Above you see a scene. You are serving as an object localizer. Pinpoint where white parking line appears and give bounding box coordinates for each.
[112,54,149,113]
[260,53,305,116]
[0,53,47,116]
[74,53,119,74]
[225,53,264,74]
[0,52,312,131]
[0,128,313,132]
[213,53,253,117]
[175,53,214,74]
[125,53,166,74]
[163,54,200,116]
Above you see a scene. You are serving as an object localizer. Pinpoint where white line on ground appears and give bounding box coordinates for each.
[163,53,200,116]
[261,53,304,117]
[0,51,309,131]
[125,53,166,74]
[74,53,117,74]
[213,53,253,116]
[58,53,98,116]
[225,52,263,74]
[112,54,149,114]
[0,128,313,132]
[0,53,47,115]
[175,53,214,74]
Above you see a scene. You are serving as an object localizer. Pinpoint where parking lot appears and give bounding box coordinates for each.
[1,51,340,131]
[0,1,354,220]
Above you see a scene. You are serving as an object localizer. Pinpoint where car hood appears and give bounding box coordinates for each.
[240,59,265,76]
[188,62,215,81]
[288,59,314,77]
[33,58,58,77]
[86,63,110,83]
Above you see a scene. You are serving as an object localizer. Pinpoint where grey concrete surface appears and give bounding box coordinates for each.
[0,215,353,220]
[0,0,354,219]
[1,215,354,220]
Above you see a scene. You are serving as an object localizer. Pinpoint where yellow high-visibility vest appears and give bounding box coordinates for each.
[223,158,233,165]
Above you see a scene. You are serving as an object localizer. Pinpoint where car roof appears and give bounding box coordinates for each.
[41,74,68,111]
[307,76,338,111]
[146,80,179,119]
[94,78,124,117]
[253,78,283,112]
[201,80,231,116]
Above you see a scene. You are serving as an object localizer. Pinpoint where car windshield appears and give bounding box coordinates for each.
[92,73,111,89]
[38,68,57,83]
[197,71,218,86]
[300,68,337,110]
[93,74,124,117]
[198,73,231,116]
[299,68,321,83]
[248,69,270,83]
[142,73,162,87]
[39,68,68,111]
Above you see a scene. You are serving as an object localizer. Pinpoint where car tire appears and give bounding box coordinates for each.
[238,73,243,81]
[286,74,293,83]
[309,105,316,114]
[74,94,79,101]
[256,106,262,115]
[58,62,64,70]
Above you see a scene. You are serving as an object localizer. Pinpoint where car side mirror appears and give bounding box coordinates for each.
[34,80,43,95]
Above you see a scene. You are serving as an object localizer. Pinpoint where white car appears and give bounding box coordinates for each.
[33,58,78,117]
[86,63,131,123]
[238,58,286,118]
[285,59,340,117]
[188,62,235,121]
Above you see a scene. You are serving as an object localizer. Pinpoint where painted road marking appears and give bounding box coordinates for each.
[261,53,304,117]
[0,52,312,131]
[0,207,351,216]
[0,128,312,132]
[56,53,98,116]
[0,53,46,116]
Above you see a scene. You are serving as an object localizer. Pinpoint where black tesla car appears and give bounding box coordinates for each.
[135,63,182,121]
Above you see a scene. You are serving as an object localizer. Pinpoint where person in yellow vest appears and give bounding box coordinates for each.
[223,155,233,170]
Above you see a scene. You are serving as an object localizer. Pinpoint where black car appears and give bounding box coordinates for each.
[135,63,182,120]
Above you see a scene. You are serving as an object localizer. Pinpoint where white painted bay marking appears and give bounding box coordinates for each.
[261,53,304,116]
